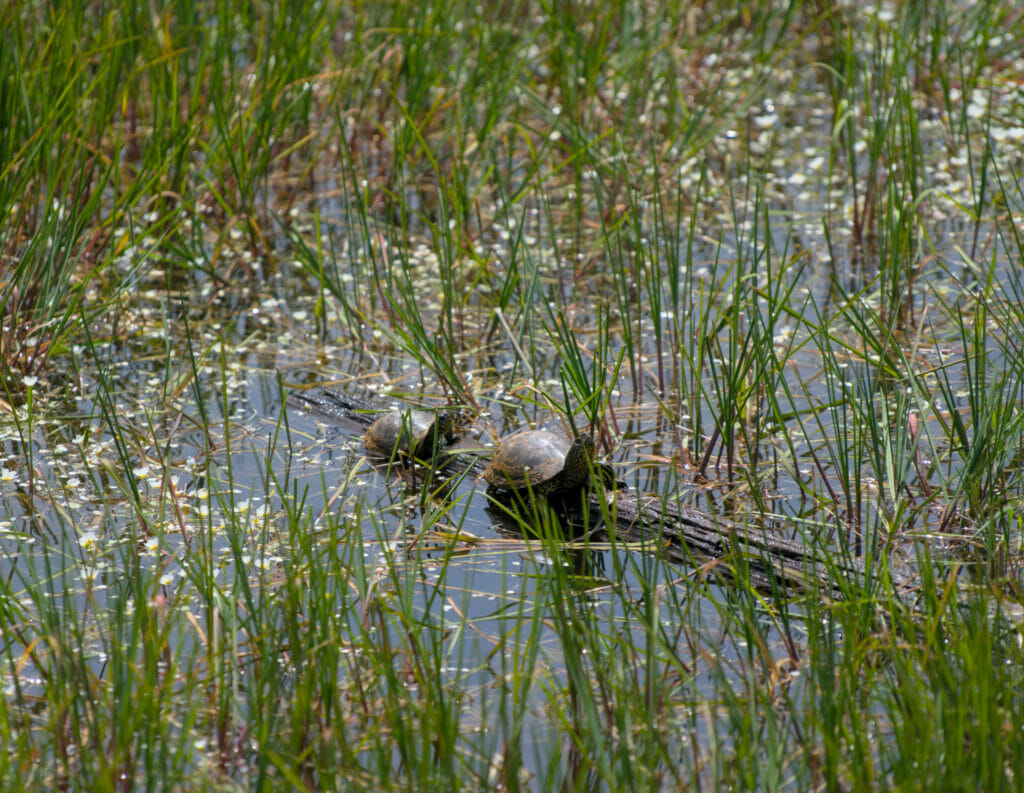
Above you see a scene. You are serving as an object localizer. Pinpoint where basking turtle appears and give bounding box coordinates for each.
[365,410,455,461]
[483,430,596,495]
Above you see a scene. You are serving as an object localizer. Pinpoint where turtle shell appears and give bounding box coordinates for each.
[365,410,454,460]
[483,430,595,494]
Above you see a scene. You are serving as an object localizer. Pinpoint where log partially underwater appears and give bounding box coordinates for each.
[289,388,874,595]
[583,489,870,595]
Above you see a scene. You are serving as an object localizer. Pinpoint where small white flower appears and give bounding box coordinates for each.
[79,530,100,551]
[22,376,38,388]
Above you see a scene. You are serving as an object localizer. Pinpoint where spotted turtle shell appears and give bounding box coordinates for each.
[365,410,453,460]
[483,431,595,494]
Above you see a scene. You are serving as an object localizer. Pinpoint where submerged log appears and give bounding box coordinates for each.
[585,489,867,594]
[289,388,869,594]
[287,388,376,426]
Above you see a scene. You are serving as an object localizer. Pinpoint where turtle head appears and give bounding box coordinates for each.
[411,411,457,460]
[558,432,596,490]
[419,411,457,458]
[574,432,596,458]
[436,411,457,442]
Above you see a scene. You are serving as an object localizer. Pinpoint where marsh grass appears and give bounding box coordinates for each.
[3,0,1024,790]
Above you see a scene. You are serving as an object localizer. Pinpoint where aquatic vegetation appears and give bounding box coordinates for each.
[2,0,1024,790]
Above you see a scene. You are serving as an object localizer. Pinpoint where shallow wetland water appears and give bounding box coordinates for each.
[4,1,1024,790]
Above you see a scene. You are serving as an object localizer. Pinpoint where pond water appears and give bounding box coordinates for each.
[4,5,1024,786]
[0,257,808,782]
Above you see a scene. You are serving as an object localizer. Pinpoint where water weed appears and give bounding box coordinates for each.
[2,1,1024,790]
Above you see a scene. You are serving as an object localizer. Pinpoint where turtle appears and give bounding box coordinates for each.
[482,430,596,495]
[365,410,455,461]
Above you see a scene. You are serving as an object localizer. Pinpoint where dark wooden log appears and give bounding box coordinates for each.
[287,388,374,425]
[584,488,867,594]
[289,388,872,594]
